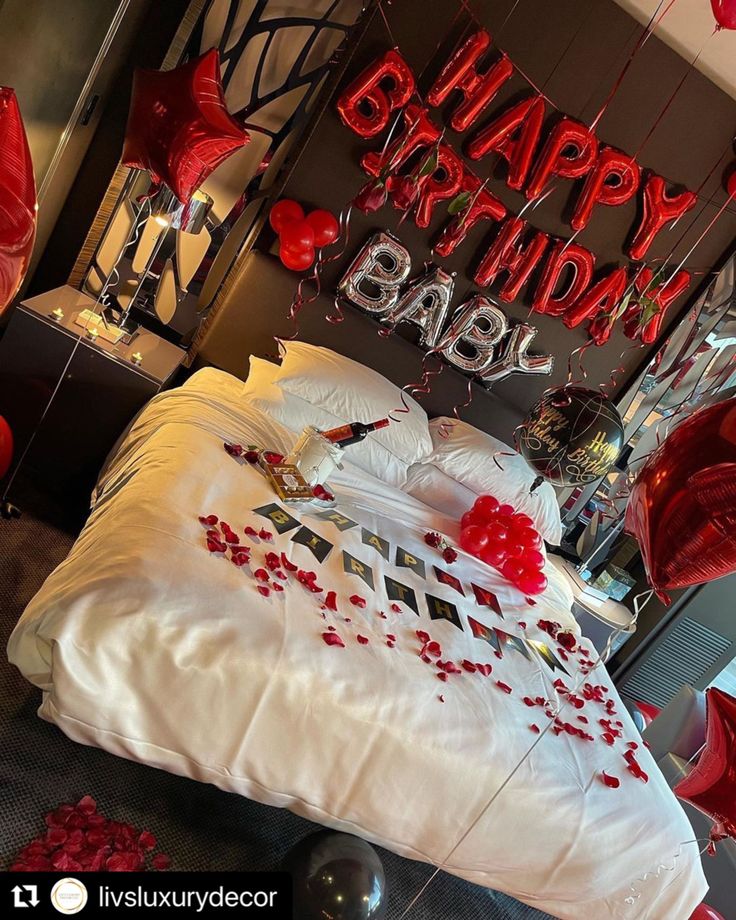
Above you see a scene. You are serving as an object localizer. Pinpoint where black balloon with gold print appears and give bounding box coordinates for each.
[516,386,625,488]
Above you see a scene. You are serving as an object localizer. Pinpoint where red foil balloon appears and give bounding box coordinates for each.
[412,143,464,228]
[433,170,506,257]
[0,415,13,479]
[474,215,549,300]
[571,147,640,231]
[675,688,736,844]
[563,266,629,338]
[337,49,415,139]
[427,30,514,132]
[626,398,736,599]
[711,0,736,29]
[0,87,36,318]
[628,173,697,261]
[532,240,595,316]
[622,266,692,344]
[362,104,440,179]
[525,117,598,201]
[466,95,545,191]
[121,49,249,205]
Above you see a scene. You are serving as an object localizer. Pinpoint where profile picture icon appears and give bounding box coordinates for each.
[50,877,88,914]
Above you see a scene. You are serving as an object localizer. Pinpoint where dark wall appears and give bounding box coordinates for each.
[195,0,736,436]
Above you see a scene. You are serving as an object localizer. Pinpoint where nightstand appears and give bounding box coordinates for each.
[0,285,185,504]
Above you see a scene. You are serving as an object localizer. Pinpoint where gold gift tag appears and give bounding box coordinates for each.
[263,462,314,502]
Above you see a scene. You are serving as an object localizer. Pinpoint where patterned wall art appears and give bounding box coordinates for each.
[72,0,365,345]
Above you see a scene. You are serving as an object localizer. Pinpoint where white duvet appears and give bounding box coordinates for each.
[8,369,706,919]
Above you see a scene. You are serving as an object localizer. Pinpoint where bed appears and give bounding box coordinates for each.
[8,356,706,919]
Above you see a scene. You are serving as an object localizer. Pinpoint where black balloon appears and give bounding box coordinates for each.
[282,831,387,920]
[516,386,624,487]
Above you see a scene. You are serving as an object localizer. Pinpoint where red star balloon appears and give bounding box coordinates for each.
[121,48,249,205]
[0,87,36,318]
[626,397,736,601]
[675,688,736,843]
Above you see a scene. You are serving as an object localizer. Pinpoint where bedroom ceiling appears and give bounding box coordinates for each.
[613,0,736,100]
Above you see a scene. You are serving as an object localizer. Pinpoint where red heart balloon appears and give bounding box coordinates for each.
[626,398,736,600]
[122,49,249,205]
[675,688,736,846]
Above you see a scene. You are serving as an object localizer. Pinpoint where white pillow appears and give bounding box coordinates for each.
[242,357,410,488]
[427,418,563,545]
[272,341,433,467]
[405,462,478,518]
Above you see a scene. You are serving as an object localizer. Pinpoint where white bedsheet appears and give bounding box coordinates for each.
[8,369,706,919]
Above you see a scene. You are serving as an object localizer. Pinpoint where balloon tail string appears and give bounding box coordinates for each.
[624,839,711,909]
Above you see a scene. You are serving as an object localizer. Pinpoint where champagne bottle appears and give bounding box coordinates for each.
[321,418,390,448]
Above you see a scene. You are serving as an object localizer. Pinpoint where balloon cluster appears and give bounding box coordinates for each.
[460,495,547,595]
[269,199,339,271]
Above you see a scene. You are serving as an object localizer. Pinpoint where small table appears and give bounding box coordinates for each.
[548,554,637,654]
[0,286,185,504]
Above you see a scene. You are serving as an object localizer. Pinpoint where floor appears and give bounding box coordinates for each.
[0,478,553,919]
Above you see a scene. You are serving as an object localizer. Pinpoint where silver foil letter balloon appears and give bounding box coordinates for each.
[385,266,456,347]
[479,323,554,386]
[440,295,508,373]
[338,231,411,314]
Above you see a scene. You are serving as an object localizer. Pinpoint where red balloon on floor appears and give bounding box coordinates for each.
[306,209,339,247]
[0,416,13,479]
[279,245,314,272]
[0,88,36,318]
[121,49,249,205]
[690,905,726,920]
[269,199,304,233]
[626,398,736,600]
[675,688,736,844]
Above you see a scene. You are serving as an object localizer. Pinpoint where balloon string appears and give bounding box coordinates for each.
[624,839,712,910]
[399,590,655,918]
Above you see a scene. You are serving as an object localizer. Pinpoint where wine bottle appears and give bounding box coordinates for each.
[321,418,389,448]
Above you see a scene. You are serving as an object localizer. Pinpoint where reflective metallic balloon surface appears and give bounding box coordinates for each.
[517,386,624,487]
[283,831,387,919]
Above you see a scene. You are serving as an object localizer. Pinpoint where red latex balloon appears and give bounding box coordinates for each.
[121,48,249,205]
[486,521,510,543]
[279,219,315,253]
[0,88,36,318]
[337,49,415,138]
[711,0,736,29]
[279,245,315,272]
[690,905,727,920]
[460,511,478,529]
[532,240,595,316]
[306,209,339,247]
[522,549,545,570]
[474,494,500,519]
[467,95,545,192]
[525,117,598,201]
[498,503,515,517]
[481,541,507,567]
[269,199,304,233]
[513,513,534,529]
[517,570,548,595]
[726,166,736,199]
[517,526,542,549]
[460,525,490,555]
[626,398,736,600]
[571,147,640,231]
[675,688,736,843]
[628,173,697,261]
[0,415,13,479]
[501,557,526,582]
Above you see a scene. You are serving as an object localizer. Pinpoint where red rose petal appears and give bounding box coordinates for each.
[323,590,338,611]
[425,641,442,657]
[495,680,513,694]
[601,732,616,745]
[522,697,536,707]
[52,851,82,872]
[265,552,281,570]
[390,603,401,613]
[600,772,620,788]
[416,630,430,644]
[244,526,258,537]
[386,641,395,648]
[138,830,156,851]
[437,672,448,682]
[254,568,269,582]
[322,632,345,647]
[152,853,171,871]
[257,585,270,597]
[77,795,97,815]
[530,724,541,733]
[281,553,298,571]
[206,538,227,553]
[259,529,273,541]
[357,635,369,645]
[198,514,218,526]
[272,583,284,592]
[349,594,366,608]
[438,695,445,703]
[387,634,396,642]
[462,660,477,673]
[475,663,493,676]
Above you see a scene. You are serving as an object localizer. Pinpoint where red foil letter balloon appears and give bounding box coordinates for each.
[626,397,736,601]
[121,48,249,205]
[674,688,736,845]
[0,87,36,317]
[337,50,415,138]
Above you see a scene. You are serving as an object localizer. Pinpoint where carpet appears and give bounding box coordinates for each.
[0,481,554,919]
